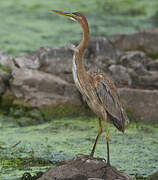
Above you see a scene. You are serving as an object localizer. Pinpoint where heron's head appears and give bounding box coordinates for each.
[52,10,88,26]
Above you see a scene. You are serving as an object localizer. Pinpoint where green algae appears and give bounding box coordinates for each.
[0,94,94,127]
[0,96,14,115]
[1,0,158,56]
[0,65,11,74]
[0,116,158,179]
[40,104,93,120]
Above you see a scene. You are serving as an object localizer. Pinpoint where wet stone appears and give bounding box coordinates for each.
[38,154,133,180]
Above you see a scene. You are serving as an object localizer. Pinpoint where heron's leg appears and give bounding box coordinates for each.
[104,115,110,166]
[90,118,102,157]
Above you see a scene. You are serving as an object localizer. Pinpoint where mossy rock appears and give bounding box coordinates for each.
[0,94,135,125]
[0,64,11,74]
[0,95,14,114]
[148,171,158,180]
[0,93,95,125]
[39,104,94,121]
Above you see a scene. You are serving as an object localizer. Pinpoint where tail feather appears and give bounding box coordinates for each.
[107,108,129,133]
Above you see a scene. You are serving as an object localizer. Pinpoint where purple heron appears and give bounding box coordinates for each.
[52,10,128,166]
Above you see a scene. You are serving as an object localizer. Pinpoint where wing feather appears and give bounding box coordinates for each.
[89,68,128,132]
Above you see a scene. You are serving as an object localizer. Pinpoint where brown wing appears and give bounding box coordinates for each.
[89,68,128,132]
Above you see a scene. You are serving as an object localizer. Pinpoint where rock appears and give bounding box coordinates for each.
[129,70,158,89]
[27,38,122,83]
[0,77,6,96]
[38,154,133,180]
[148,171,158,180]
[29,47,73,83]
[10,40,157,90]
[119,88,158,123]
[0,50,12,96]
[118,51,158,88]
[1,30,158,123]
[0,50,7,56]
[110,29,158,57]
[84,38,122,73]
[146,59,158,71]
[0,69,10,82]
[119,51,151,70]
[109,65,132,86]
[13,56,40,69]
[10,67,81,107]
[138,73,158,88]
[88,178,103,180]
[142,27,158,33]
[0,50,13,68]
[85,37,122,60]
[0,69,10,96]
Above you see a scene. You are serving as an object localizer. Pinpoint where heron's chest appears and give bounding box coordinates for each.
[72,55,84,93]
[72,55,91,96]
[72,55,102,114]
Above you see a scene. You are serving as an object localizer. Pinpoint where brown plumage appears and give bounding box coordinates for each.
[88,68,128,132]
[52,10,129,165]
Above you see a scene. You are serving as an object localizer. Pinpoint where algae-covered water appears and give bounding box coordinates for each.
[0,114,158,179]
[1,0,158,56]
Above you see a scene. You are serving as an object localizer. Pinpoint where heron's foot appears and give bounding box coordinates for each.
[89,151,94,158]
[76,154,105,162]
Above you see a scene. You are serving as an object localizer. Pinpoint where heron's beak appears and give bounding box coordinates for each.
[52,10,76,21]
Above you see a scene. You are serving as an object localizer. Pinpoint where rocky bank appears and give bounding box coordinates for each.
[1,28,158,123]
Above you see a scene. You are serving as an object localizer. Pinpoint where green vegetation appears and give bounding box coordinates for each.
[40,104,93,120]
[0,95,157,179]
[0,95,93,127]
[1,0,158,56]
[0,115,158,179]
[0,64,11,74]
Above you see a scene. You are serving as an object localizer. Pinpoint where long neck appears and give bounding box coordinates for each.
[77,20,90,54]
[73,19,90,77]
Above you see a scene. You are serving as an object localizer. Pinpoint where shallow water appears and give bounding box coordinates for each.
[0,116,158,179]
[1,0,158,56]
